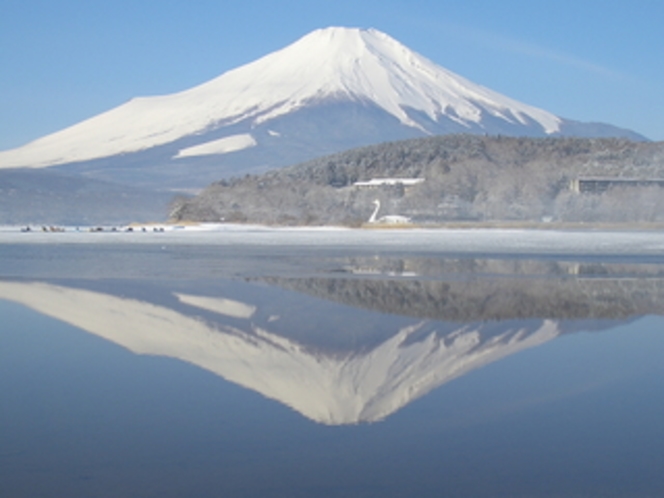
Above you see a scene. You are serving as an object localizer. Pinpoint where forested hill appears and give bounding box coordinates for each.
[172,135,664,226]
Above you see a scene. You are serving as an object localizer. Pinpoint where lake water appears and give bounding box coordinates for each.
[1,227,664,497]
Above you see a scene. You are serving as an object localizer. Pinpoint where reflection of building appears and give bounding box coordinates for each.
[569,177,664,194]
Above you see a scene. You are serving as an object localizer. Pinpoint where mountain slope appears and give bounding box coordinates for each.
[0,27,646,189]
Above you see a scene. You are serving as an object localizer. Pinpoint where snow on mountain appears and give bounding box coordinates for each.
[0,27,567,169]
[0,280,561,425]
[173,134,257,158]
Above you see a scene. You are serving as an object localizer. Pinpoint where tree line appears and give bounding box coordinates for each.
[172,135,664,225]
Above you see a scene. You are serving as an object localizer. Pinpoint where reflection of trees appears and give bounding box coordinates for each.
[263,259,664,321]
[2,268,662,424]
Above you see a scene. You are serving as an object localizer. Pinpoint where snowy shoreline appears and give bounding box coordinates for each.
[1,223,663,258]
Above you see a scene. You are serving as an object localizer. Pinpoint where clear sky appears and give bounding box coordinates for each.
[1,0,662,151]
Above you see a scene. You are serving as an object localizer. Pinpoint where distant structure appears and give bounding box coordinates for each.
[354,178,424,189]
[570,177,664,194]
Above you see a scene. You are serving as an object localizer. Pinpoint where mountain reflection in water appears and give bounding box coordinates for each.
[1,257,662,426]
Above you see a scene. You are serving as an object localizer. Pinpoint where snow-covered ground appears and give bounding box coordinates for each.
[1,224,664,257]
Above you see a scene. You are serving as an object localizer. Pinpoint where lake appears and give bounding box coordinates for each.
[1,227,664,497]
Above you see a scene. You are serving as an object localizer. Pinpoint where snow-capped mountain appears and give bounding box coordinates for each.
[0,27,646,189]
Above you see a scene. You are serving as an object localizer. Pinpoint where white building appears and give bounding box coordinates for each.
[353,178,425,188]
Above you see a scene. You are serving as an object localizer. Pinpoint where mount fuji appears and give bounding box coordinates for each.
[0,27,646,190]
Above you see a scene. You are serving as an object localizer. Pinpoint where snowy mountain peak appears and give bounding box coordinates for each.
[0,26,638,181]
[195,26,561,133]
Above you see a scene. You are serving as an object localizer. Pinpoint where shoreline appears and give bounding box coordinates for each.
[1,223,663,260]
[2,220,664,233]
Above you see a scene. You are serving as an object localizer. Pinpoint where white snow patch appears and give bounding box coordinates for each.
[174,134,256,158]
[267,130,281,137]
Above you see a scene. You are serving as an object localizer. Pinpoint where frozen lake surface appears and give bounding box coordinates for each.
[2,224,664,257]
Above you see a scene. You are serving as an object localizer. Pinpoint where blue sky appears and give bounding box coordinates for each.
[1,0,662,151]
